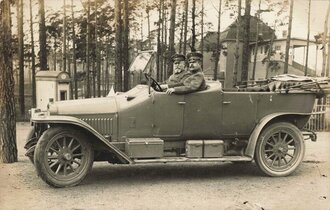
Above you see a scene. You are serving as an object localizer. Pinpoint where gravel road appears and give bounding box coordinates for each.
[0,122,329,210]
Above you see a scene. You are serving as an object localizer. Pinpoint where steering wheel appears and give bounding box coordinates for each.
[144,73,163,92]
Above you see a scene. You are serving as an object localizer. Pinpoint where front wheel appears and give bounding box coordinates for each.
[255,122,305,177]
[34,126,94,187]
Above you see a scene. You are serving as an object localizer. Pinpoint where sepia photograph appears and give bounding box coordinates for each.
[0,0,330,209]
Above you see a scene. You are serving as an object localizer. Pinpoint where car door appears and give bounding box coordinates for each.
[152,92,185,137]
[221,92,258,136]
[182,90,222,139]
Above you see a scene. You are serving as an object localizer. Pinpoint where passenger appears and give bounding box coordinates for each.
[160,53,191,90]
[166,52,206,95]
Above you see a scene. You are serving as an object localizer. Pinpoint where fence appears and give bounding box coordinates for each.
[305,104,330,131]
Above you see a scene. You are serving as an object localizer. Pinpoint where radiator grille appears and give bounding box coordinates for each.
[81,117,113,136]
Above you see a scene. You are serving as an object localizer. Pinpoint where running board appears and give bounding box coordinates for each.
[133,156,252,164]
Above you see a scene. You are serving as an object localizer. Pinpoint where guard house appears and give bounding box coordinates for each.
[36,71,71,110]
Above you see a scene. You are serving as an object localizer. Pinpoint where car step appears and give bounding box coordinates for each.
[133,156,252,164]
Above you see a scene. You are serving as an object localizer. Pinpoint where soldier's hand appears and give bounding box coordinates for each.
[166,88,175,95]
[160,84,168,90]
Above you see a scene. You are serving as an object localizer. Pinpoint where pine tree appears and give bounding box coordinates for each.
[38,0,48,70]
[0,0,18,163]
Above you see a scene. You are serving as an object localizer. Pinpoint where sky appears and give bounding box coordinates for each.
[17,0,330,42]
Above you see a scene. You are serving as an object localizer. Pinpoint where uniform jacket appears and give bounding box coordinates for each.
[167,70,192,88]
[173,71,206,94]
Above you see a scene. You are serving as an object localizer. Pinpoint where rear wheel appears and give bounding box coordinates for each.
[255,122,305,177]
[34,126,94,187]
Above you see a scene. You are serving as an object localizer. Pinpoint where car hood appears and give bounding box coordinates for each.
[48,97,118,115]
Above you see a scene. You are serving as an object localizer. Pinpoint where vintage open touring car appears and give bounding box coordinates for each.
[25,74,326,187]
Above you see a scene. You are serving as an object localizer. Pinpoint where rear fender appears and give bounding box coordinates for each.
[245,113,311,158]
[31,115,133,164]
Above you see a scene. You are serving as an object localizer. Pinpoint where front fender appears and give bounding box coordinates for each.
[245,112,311,158]
[31,115,133,164]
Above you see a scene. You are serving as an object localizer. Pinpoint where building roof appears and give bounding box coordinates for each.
[198,16,275,51]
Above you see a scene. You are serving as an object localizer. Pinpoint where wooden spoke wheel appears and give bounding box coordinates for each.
[34,126,94,187]
[255,122,305,177]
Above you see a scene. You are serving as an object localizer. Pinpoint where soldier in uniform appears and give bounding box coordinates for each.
[160,54,191,90]
[166,52,206,94]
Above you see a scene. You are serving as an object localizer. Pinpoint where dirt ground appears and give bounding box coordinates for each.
[0,122,329,210]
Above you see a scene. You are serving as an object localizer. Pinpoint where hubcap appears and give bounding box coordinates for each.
[63,153,72,161]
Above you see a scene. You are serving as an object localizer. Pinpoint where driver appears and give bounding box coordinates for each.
[166,52,206,95]
[160,54,191,90]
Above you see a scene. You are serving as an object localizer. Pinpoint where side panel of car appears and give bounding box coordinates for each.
[256,93,316,122]
[116,93,154,140]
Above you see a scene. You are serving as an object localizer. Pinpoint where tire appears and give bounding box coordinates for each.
[255,122,305,177]
[34,126,94,187]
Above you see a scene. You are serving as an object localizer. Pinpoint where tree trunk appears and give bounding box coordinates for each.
[233,0,242,87]
[0,0,18,163]
[17,0,25,116]
[38,0,48,70]
[123,0,129,91]
[213,0,222,81]
[284,0,294,74]
[327,30,330,77]
[179,9,184,54]
[252,0,261,81]
[53,36,57,70]
[146,0,151,50]
[92,57,96,97]
[322,2,330,76]
[95,1,101,97]
[85,0,91,98]
[105,38,110,94]
[156,1,162,81]
[265,29,275,79]
[241,0,251,86]
[140,11,143,50]
[200,0,204,61]
[304,0,311,76]
[163,4,168,80]
[62,0,67,72]
[183,0,188,55]
[160,0,165,81]
[191,0,196,51]
[71,0,78,99]
[168,0,176,76]
[29,0,36,107]
[115,0,123,92]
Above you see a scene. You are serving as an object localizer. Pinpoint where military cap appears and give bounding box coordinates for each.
[187,51,203,61]
[171,53,186,62]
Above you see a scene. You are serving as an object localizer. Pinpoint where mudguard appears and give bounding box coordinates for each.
[31,114,133,164]
[245,112,311,158]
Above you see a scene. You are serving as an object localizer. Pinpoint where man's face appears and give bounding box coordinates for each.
[188,58,201,72]
[173,60,186,73]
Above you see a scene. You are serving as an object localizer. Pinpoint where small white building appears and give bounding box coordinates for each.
[36,71,71,110]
